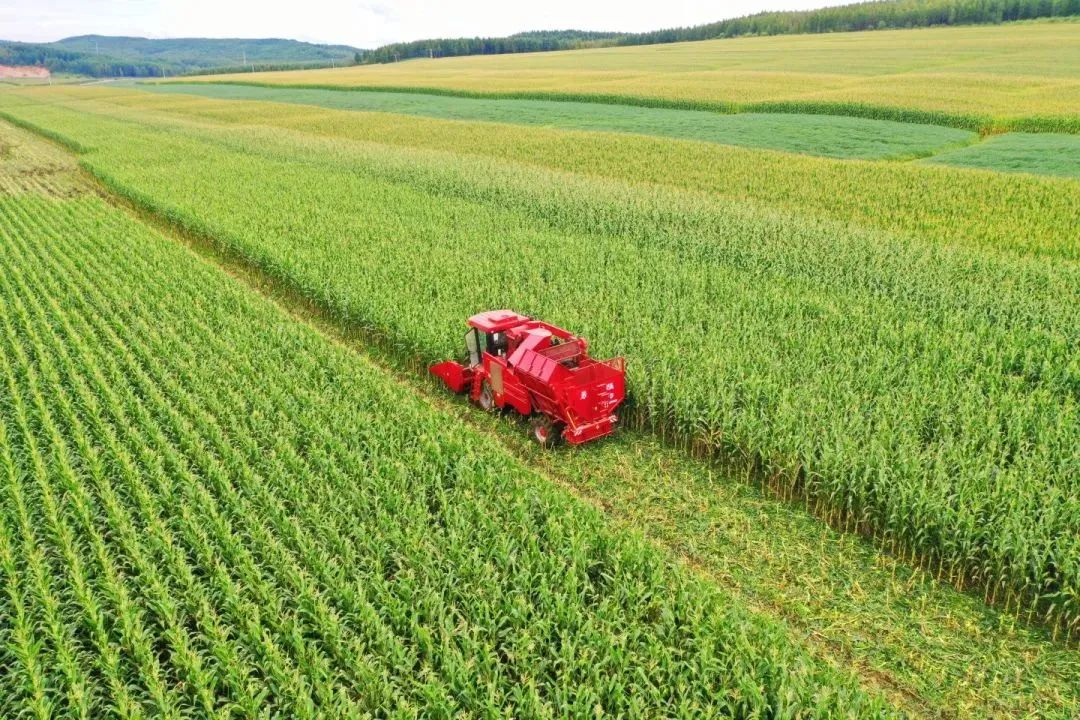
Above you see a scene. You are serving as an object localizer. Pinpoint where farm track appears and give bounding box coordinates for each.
[67,138,1080,719]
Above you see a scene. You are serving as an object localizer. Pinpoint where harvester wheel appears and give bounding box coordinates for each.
[478,381,495,412]
[531,414,558,448]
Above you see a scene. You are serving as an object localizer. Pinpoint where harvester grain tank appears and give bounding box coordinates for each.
[430,310,626,445]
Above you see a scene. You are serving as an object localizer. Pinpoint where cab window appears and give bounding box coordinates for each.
[488,331,507,356]
[464,329,482,367]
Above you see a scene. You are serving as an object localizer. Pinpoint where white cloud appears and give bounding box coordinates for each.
[2,0,833,48]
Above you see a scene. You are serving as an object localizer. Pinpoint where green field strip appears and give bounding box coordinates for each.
[11,106,1080,716]
[0,120,898,717]
[922,132,1080,178]
[18,113,1080,719]
[145,81,978,160]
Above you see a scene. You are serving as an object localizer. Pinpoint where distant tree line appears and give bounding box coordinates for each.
[363,0,1080,64]
[183,60,356,77]
[618,0,1080,45]
[361,30,625,64]
[0,37,361,78]
[0,42,168,77]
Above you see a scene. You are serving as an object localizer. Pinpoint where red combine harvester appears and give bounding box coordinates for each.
[430,310,626,446]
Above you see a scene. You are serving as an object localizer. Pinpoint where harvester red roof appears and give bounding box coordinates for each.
[468,310,530,333]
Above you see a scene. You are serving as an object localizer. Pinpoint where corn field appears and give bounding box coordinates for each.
[0,124,892,717]
[1,88,1074,637]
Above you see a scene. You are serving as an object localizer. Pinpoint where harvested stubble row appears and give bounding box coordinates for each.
[0,164,891,715]
[1,89,1076,637]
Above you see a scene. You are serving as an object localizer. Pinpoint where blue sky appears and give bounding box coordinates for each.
[1,0,834,48]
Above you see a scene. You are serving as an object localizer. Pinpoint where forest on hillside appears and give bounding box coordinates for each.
[362,0,1080,64]
[620,0,1080,45]
[0,36,360,77]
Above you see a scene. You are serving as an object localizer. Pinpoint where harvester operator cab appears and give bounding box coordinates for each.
[464,329,509,367]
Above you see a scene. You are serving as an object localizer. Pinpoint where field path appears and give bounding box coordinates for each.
[83,152,1079,719]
